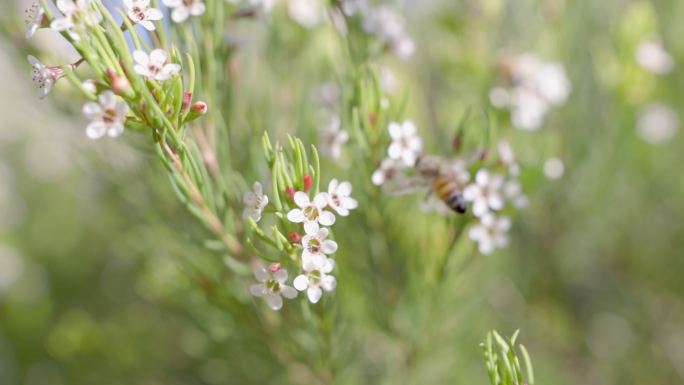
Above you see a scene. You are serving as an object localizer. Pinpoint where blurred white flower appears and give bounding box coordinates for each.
[493,54,571,130]
[293,258,336,303]
[371,158,405,186]
[362,5,415,60]
[463,169,504,217]
[543,157,565,180]
[636,103,679,145]
[124,0,164,31]
[326,179,357,216]
[243,182,269,222]
[468,213,511,255]
[319,115,348,160]
[163,0,206,23]
[636,40,674,75]
[133,49,181,81]
[82,79,97,94]
[82,91,127,139]
[387,120,422,167]
[379,66,398,95]
[287,192,336,234]
[250,264,297,311]
[503,180,528,208]
[28,55,62,99]
[25,2,46,38]
[340,0,367,16]
[51,0,102,40]
[288,0,325,28]
[301,227,337,270]
[497,140,520,176]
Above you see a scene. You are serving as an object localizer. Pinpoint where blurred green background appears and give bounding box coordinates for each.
[1,0,684,384]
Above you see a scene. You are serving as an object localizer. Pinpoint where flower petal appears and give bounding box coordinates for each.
[287,209,305,223]
[266,294,283,310]
[321,240,337,254]
[133,50,149,66]
[318,210,336,226]
[303,221,319,235]
[307,287,322,304]
[281,286,297,299]
[293,275,308,291]
[249,284,265,297]
[85,121,107,139]
[293,191,309,207]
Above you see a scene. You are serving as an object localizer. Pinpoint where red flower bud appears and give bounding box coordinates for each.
[190,101,208,115]
[285,187,295,200]
[269,263,281,273]
[288,232,302,243]
[303,174,312,192]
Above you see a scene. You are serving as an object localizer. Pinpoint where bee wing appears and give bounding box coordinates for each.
[382,175,426,196]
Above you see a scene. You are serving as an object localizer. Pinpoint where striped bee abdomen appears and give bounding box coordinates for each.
[432,175,467,214]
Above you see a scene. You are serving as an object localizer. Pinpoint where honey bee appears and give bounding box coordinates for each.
[414,154,471,214]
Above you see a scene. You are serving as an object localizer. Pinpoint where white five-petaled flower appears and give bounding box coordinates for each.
[293,258,336,304]
[287,191,336,235]
[387,120,422,167]
[83,91,128,139]
[162,0,206,23]
[326,179,357,216]
[133,49,181,81]
[25,2,46,38]
[319,115,349,160]
[463,169,504,217]
[301,227,337,270]
[468,213,511,256]
[124,0,163,31]
[249,264,297,311]
[28,55,62,99]
[243,182,269,222]
[51,0,102,40]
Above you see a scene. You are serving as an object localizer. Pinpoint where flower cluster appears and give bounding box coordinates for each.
[312,82,349,161]
[372,120,422,187]
[489,54,571,130]
[246,136,357,310]
[361,5,416,60]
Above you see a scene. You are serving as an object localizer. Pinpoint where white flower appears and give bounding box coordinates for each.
[463,170,504,217]
[301,227,337,270]
[243,182,269,222]
[636,40,674,75]
[28,55,62,99]
[287,192,336,234]
[340,0,368,16]
[509,87,549,131]
[497,141,520,176]
[636,103,679,145]
[387,120,422,167]
[502,180,528,208]
[293,258,336,304]
[319,115,349,160]
[288,0,325,28]
[249,264,297,311]
[162,0,206,23]
[543,157,565,180]
[468,213,511,255]
[326,179,357,216]
[133,49,181,81]
[51,0,102,40]
[362,5,415,60]
[82,91,128,139]
[124,0,163,31]
[371,158,405,186]
[25,2,46,38]
[379,66,398,95]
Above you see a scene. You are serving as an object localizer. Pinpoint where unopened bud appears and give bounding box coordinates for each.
[269,263,282,273]
[303,174,312,192]
[184,101,209,123]
[182,92,193,112]
[285,187,295,200]
[288,232,302,243]
[107,69,133,98]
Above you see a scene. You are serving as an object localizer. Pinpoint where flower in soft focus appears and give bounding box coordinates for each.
[326,179,357,216]
[468,213,511,255]
[636,40,674,75]
[25,2,46,38]
[319,115,349,160]
[463,170,504,217]
[301,227,337,270]
[243,182,269,222]
[124,0,164,31]
[340,0,368,16]
[387,120,422,167]
[133,49,181,81]
[497,141,520,176]
[163,0,206,23]
[28,56,63,99]
[51,0,103,40]
[293,258,336,304]
[82,79,97,94]
[362,5,415,60]
[636,103,679,145]
[379,66,398,95]
[503,180,528,208]
[83,91,128,139]
[371,158,405,186]
[493,54,571,131]
[287,192,336,234]
[288,0,325,28]
[543,157,565,180]
[249,264,297,311]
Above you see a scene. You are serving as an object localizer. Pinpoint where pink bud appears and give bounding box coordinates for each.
[303,174,312,192]
[285,187,296,201]
[182,92,193,111]
[288,232,302,243]
[190,101,208,115]
[269,263,281,273]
